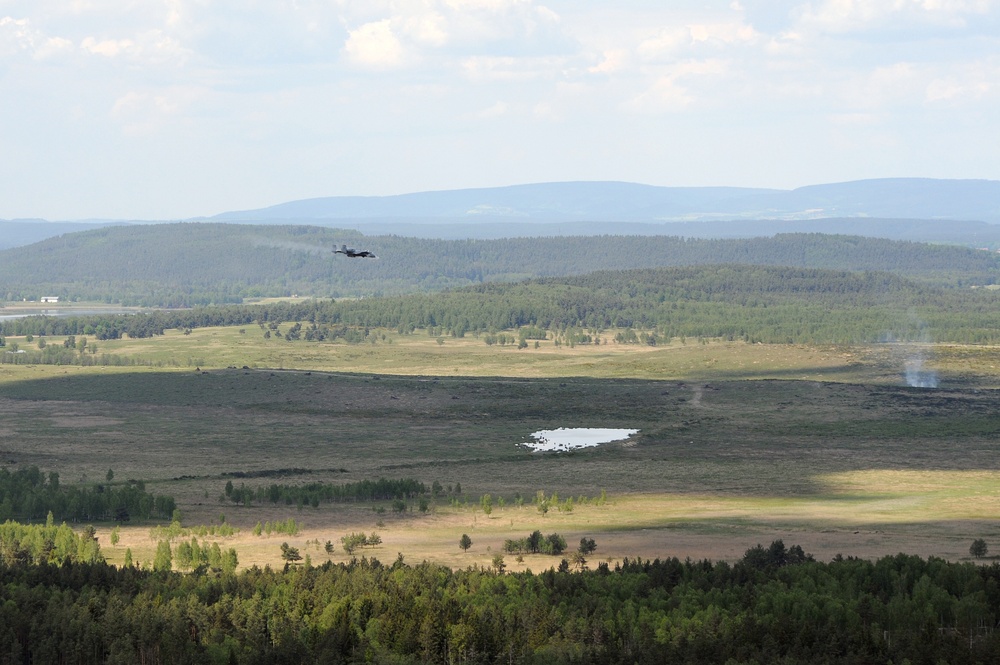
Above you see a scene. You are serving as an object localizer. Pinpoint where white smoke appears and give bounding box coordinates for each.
[249,236,330,255]
[883,314,939,389]
[904,354,939,388]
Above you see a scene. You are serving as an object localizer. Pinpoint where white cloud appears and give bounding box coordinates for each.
[532,100,557,119]
[688,21,759,45]
[924,77,980,101]
[765,30,806,56]
[796,0,996,33]
[81,36,134,57]
[925,61,996,102]
[627,75,695,112]
[1,8,191,65]
[78,29,190,66]
[2,1,1000,219]
[339,1,565,70]
[443,0,534,12]
[402,12,449,47]
[636,27,689,60]
[460,54,565,81]
[416,0,568,55]
[588,48,629,74]
[329,0,571,62]
[0,15,73,60]
[34,36,73,59]
[627,59,731,112]
[343,19,405,68]
[110,85,204,135]
[636,20,758,62]
[0,16,32,55]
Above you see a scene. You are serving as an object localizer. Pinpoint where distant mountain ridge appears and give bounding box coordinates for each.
[210,178,1000,224]
[4,178,999,251]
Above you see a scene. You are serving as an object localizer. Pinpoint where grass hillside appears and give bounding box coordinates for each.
[3,352,1000,568]
[2,223,1000,305]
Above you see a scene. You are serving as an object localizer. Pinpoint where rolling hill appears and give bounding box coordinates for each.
[1,223,999,306]
[0,220,124,251]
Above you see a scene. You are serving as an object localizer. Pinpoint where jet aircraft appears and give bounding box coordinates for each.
[333,244,378,259]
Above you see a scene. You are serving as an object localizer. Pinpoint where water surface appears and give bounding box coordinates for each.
[0,308,141,321]
[521,427,639,452]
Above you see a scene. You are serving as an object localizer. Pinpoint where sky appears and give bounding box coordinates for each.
[1,0,998,220]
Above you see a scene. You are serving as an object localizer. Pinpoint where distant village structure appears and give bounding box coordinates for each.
[40,296,59,303]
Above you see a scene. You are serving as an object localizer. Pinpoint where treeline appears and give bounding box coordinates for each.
[170,538,239,573]
[148,522,238,542]
[503,530,569,556]
[0,466,176,523]
[0,305,297,340]
[0,315,175,340]
[2,223,1000,305]
[0,519,103,566]
[6,264,1000,345]
[3,545,1000,663]
[298,266,1000,344]
[225,478,427,507]
[0,347,150,367]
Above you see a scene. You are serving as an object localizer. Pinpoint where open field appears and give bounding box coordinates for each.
[3,326,1000,570]
[11,321,1000,385]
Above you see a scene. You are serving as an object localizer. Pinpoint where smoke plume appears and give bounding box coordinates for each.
[904,354,939,388]
[883,314,939,389]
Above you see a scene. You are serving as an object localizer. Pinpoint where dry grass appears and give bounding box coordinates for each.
[18,325,896,381]
[94,482,1000,573]
[4,327,1000,570]
[14,322,1000,386]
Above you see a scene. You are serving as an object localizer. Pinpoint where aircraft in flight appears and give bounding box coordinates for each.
[333,244,378,259]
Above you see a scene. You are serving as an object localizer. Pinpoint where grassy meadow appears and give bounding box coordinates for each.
[3,323,1000,570]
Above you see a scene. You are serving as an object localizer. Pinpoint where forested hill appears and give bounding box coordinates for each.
[7,265,1000,345]
[2,223,999,306]
[285,266,1000,344]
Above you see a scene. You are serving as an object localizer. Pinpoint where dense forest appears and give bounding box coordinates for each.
[2,224,1000,305]
[5,265,1000,346]
[0,466,176,524]
[2,543,1000,664]
[225,478,428,508]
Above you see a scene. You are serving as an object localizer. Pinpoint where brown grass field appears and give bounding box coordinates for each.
[3,326,1000,571]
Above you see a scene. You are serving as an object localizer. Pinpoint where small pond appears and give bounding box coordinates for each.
[0,308,141,321]
[521,428,639,453]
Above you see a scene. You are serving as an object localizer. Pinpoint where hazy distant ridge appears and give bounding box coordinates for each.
[4,178,1000,252]
[211,178,1000,223]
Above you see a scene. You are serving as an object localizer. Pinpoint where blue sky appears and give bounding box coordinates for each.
[1,0,998,220]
